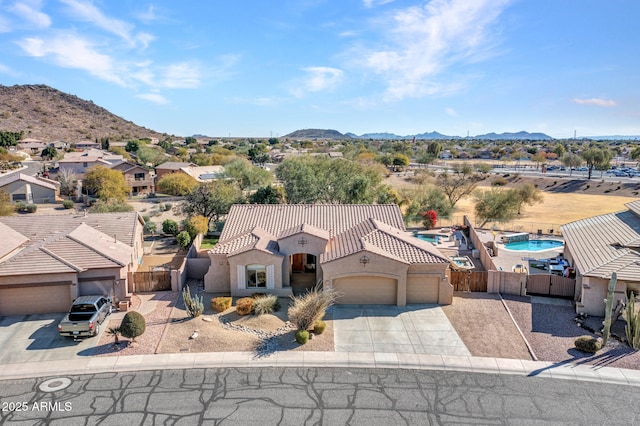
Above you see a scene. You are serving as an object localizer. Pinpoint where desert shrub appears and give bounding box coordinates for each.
[253,294,281,315]
[143,221,157,234]
[120,311,146,343]
[182,286,204,318]
[236,297,254,316]
[176,231,192,249]
[25,204,37,213]
[288,285,338,331]
[574,335,601,353]
[14,201,26,212]
[211,296,232,313]
[313,320,327,335]
[251,292,267,299]
[491,177,507,186]
[162,219,178,235]
[163,203,173,212]
[62,200,74,209]
[295,329,309,345]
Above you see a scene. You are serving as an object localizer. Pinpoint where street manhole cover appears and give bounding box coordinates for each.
[39,377,72,392]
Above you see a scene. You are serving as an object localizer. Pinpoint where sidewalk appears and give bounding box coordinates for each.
[1,350,640,386]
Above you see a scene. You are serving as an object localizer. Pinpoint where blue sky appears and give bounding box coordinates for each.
[1,0,639,139]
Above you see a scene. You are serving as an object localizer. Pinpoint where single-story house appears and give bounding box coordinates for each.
[561,200,640,316]
[110,161,155,196]
[204,204,453,306]
[155,162,197,180]
[0,212,144,316]
[0,172,60,203]
[179,165,225,182]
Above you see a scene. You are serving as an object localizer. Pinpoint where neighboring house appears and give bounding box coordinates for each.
[17,139,47,155]
[0,172,59,203]
[56,155,112,177]
[74,140,101,150]
[204,204,453,306]
[155,162,197,180]
[0,212,144,316]
[110,161,155,196]
[179,165,225,182]
[561,200,640,316]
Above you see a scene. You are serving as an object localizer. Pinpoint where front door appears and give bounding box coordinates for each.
[292,253,304,272]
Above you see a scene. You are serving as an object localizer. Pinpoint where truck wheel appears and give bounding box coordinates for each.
[94,324,101,337]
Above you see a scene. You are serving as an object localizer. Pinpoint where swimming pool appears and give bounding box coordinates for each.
[414,234,443,243]
[504,239,564,251]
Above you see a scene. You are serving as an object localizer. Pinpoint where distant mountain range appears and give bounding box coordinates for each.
[285,129,554,140]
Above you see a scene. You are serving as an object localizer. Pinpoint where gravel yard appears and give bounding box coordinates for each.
[442,292,532,360]
[503,295,640,370]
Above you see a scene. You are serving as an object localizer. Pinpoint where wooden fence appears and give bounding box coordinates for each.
[526,274,575,298]
[130,271,172,292]
[450,270,488,292]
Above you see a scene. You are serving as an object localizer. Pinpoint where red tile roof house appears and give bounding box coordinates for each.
[561,200,640,316]
[0,212,144,316]
[204,204,454,306]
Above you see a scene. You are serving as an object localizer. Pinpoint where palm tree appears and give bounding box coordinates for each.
[107,327,121,346]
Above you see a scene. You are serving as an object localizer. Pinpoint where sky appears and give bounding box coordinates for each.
[1,0,640,139]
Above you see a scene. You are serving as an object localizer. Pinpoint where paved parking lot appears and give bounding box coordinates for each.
[332,304,471,355]
[0,314,104,364]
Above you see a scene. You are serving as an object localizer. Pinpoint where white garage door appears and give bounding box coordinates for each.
[407,276,439,304]
[333,276,396,305]
[0,285,71,316]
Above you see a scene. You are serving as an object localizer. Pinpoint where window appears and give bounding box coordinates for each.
[12,194,26,201]
[83,162,88,167]
[246,264,266,288]
[134,172,145,181]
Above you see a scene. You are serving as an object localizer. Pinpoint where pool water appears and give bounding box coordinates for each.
[504,239,564,251]
[415,234,441,243]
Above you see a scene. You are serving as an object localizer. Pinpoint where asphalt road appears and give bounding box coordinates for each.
[1,367,639,425]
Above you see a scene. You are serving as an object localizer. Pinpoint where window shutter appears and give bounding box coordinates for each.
[266,265,275,289]
[237,265,246,289]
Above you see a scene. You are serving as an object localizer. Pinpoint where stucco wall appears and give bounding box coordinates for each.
[228,250,285,296]
[0,180,56,204]
[578,276,627,316]
[204,253,230,293]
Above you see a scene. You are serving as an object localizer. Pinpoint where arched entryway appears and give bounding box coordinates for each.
[290,253,318,294]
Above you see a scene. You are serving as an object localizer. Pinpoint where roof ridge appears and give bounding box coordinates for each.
[66,224,127,267]
[39,245,83,272]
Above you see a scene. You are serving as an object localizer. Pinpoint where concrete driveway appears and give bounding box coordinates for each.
[0,314,105,364]
[332,304,471,356]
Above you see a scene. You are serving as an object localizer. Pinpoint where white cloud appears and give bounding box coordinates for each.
[361,0,510,100]
[60,0,151,48]
[291,66,344,97]
[0,63,14,75]
[9,1,51,29]
[363,0,396,8]
[445,107,458,117]
[136,5,158,23]
[17,34,125,85]
[136,93,169,104]
[160,62,201,88]
[573,98,616,107]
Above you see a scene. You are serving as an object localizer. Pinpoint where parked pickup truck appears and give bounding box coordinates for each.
[58,295,112,338]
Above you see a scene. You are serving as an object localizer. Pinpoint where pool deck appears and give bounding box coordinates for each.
[474,229,564,274]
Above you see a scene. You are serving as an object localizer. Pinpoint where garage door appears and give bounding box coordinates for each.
[333,276,396,304]
[79,280,114,297]
[0,285,71,316]
[407,276,439,304]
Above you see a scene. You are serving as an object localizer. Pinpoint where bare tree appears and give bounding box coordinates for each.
[435,163,478,208]
[56,168,78,196]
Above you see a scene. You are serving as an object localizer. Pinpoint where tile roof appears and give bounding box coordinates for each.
[0,219,136,276]
[220,204,405,242]
[156,162,196,170]
[278,223,330,240]
[0,212,143,248]
[0,222,29,260]
[561,208,640,281]
[211,226,282,257]
[627,200,640,218]
[321,218,449,265]
[0,173,59,191]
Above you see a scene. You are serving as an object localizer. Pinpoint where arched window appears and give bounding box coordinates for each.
[246,264,266,288]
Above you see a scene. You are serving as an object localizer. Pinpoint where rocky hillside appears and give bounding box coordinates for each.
[0,84,168,142]
[284,129,350,139]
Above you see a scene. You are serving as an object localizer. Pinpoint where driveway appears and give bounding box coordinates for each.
[0,314,104,363]
[332,304,471,356]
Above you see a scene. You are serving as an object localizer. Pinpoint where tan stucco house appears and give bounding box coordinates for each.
[561,200,640,316]
[204,204,453,306]
[109,161,155,196]
[0,212,144,316]
[0,172,60,204]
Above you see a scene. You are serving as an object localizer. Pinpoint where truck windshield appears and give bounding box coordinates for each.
[70,304,96,312]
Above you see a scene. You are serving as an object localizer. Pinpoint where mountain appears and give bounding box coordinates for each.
[472,131,552,140]
[0,84,168,142]
[358,132,403,139]
[414,131,460,140]
[284,129,350,139]
[582,135,640,141]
